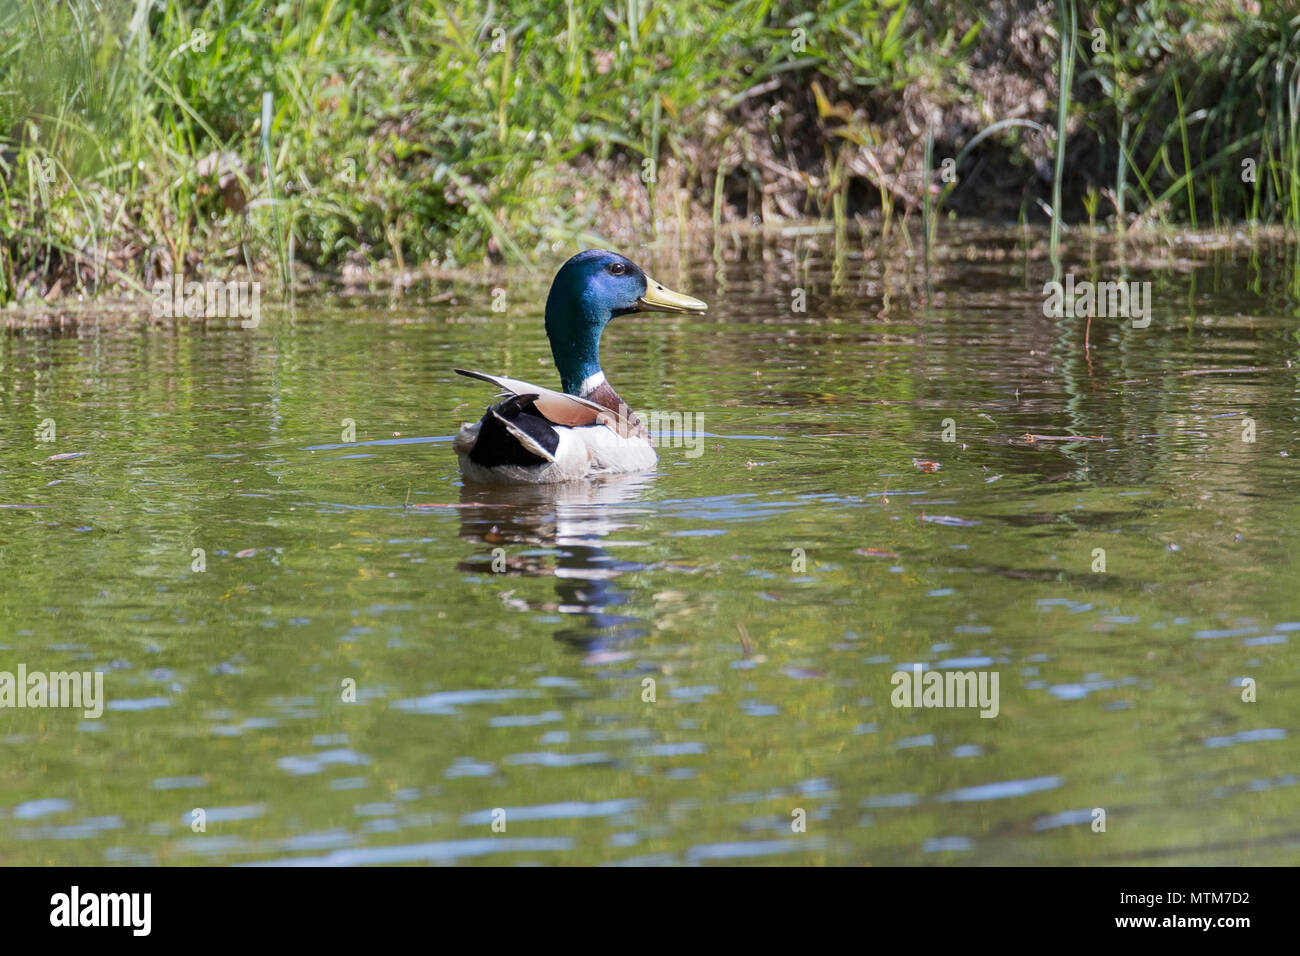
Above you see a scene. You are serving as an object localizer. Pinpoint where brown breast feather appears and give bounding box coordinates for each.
[583,381,649,440]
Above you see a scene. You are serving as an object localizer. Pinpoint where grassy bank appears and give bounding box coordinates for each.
[2,0,1299,306]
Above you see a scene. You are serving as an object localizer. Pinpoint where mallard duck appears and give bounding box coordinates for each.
[454,250,707,484]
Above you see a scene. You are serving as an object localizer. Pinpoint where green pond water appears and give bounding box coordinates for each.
[2,231,1299,865]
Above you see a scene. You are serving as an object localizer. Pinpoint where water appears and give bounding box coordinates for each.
[2,231,1299,865]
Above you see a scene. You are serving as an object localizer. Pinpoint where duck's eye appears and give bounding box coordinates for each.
[607,262,627,276]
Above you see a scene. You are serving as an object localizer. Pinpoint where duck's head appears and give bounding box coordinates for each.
[545,249,706,395]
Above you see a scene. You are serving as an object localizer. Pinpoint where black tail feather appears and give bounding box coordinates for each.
[468,394,561,468]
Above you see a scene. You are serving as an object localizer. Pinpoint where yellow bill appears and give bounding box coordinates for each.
[637,274,708,314]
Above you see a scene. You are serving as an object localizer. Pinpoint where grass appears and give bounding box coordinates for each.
[1051,0,1076,276]
[3,1,1300,306]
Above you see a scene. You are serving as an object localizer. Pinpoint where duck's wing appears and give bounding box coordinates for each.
[455,368,624,431]
[467,392,559,465]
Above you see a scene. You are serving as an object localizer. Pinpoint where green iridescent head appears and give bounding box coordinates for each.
[544,250,706,394]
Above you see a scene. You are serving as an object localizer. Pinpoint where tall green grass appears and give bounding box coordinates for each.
[3,1,1300,305]
[1081,2,1300,234]
[2,0,954,302]
[1052,0,1076,274]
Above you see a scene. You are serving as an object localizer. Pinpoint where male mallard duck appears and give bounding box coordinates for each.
[454,250,707,484]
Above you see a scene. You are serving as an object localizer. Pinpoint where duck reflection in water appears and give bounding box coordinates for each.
[455,474,653,652]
